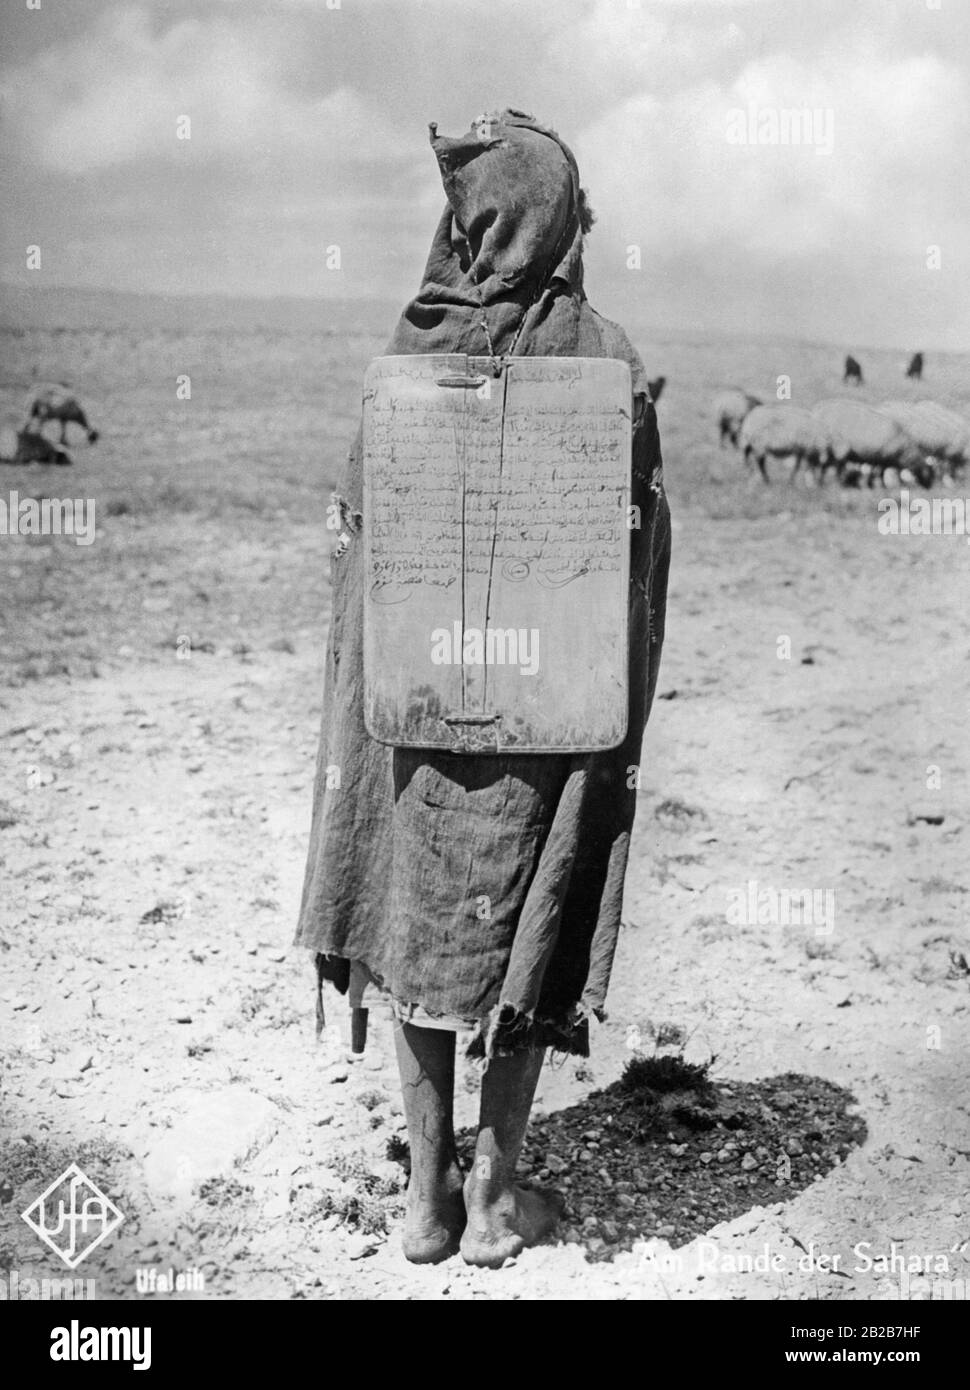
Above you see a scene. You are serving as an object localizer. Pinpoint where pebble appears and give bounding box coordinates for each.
[741,1153,758,1171]
[52,1050,94,1080]
[346,1233,381,1260]
[544,1153,567,1175]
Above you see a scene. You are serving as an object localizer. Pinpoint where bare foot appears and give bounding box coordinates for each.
[460,1181,565,1269]
[402,1165,466,1264]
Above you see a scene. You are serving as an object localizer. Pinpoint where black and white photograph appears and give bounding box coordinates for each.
[1,0,968,1334]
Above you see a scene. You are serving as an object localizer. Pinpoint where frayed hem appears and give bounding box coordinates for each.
[466,1002,592,1062]
[312,952,594,1061]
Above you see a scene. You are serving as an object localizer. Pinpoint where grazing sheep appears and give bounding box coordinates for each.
[25,384,99,445]
[737,404,834,483]
[880,401,969,480]
[813,398,930,487]
[647,375,666,404]
[905,352,924,382]
[0,426,72,466]
[843,354,864,385]
[714,387,762,448]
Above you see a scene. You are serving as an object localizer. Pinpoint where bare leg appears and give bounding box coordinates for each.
[393,1021,465,1263]
[461,1045,563,1268]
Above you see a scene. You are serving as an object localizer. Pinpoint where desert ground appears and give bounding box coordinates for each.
[1,298,968,1300]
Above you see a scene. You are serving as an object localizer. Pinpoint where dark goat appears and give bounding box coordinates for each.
[843,355,863,385]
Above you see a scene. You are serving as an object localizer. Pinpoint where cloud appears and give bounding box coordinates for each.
[576,48,970,264]
[1,6,412,174]
[1,0,968,343]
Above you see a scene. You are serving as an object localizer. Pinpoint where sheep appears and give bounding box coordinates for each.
[714,387,762,448]
[813,398,931,487]
[25,385,99,445]
[737,404,834,483]
[0,425,72,466]
[880,401,969,481]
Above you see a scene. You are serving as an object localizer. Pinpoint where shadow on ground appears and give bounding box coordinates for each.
[451,1063,868,1261]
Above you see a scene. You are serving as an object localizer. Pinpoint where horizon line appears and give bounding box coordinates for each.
[0,280,964,359]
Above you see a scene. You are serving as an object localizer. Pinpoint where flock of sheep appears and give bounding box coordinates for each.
[714,382,969,489]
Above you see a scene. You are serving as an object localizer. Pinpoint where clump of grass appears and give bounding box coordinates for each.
[654,1021,689,1049]
[654,797,708,827]
[329,1152,397,1196]
[312,1190,391,1236]
[385,1134,409,1167]
[197,1176,253,1207]
[316,1151,403,1233]
[620,1053,714,1099]
[355,1088,386,1112]
[804,937,833,960]
[237,987,272,1023]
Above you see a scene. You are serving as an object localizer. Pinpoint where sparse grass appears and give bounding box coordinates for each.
[805,937,834,959]
[237,987,272,1023]
[654,797,708,828]
[198,1176,252,1208]
[314,1151,405,1234]
[355,1088,386,1111]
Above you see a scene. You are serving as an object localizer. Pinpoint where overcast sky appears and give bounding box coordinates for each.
[2,0,968,348]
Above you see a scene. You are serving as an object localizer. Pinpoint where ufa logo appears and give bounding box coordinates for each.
[22,1163,124,1268]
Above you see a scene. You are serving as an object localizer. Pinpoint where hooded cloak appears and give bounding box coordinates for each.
[295,110,671,1057]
